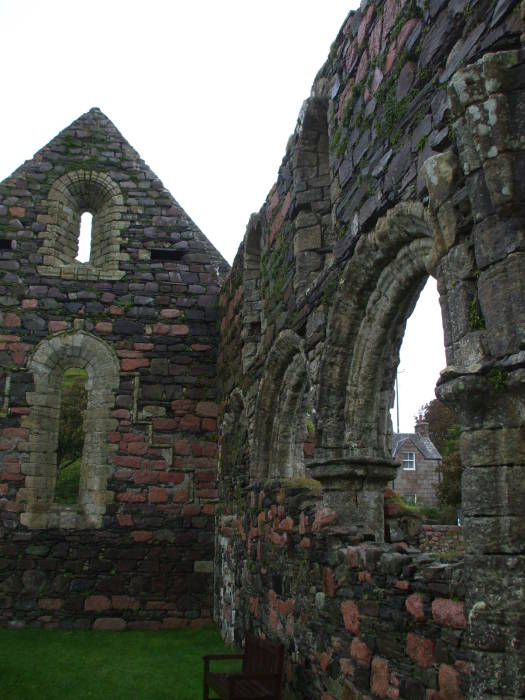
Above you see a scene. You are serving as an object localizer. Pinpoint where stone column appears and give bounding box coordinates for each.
[309,457,398,543]
[424,50,525,699]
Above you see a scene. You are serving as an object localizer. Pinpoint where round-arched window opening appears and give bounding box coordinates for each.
[76,212,93,263]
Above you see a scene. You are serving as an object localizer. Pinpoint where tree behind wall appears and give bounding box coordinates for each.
[422,399,462,508]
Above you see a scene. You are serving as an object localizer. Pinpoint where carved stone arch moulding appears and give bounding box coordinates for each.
[250,329,310,480]
[21,331,120,529]
[38,170,128,281]
[241,214,264,373]
[316,200,437,461]
[219,388,247,481]
[292,95,333,299]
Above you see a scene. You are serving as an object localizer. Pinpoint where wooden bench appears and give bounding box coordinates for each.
[203,632,284,699]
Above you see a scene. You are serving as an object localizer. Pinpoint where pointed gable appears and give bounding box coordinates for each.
[0,107,228,281]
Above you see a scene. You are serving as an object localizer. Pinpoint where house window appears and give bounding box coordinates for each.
[402,451,415,470]
[403,493,417,505]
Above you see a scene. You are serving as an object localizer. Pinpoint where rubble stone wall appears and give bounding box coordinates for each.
[0,108,229,629]
[217,2,524,698]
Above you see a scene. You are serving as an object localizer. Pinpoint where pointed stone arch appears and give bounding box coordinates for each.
[316,201,437,459]
[21,331,120,529]
[251,330,310,479]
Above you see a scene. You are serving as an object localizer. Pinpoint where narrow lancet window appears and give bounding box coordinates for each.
[76,212,93,263]
[55,368,88,504]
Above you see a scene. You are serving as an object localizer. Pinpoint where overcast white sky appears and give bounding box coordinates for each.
[0,1,446,433]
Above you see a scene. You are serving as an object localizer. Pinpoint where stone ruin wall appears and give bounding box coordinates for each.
[217,1,524,699]
[0,109,229,630]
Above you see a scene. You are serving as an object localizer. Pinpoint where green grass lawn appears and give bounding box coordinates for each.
[0,625,241,699]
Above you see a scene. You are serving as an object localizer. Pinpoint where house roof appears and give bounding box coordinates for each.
[392,432,441,461]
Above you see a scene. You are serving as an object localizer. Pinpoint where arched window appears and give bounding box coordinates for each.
[251,330,310,479]
[38,170,127,280]
[76,212,93,263]
[55,368,88,504]
[21,331,120,529]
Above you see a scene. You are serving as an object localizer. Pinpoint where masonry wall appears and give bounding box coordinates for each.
[217,1,524,698]
[0,109,229,629]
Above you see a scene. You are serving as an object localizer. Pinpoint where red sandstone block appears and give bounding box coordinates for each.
[196,488,218,499]
[395,580,410,590]
[152,417,178,431]
[111,595,138,610]
[174,489,189,503]
[180,414,200,432]
[117,514,133,527]
[159,472,184,484]
[149,487,168,504]
[371,657,396,699]
[171,399,194,415]
[0,484,7,495]
[406,632,435,668]
[113,455,141,469]
[341,600,360,635]
[320,651,332,673]
[22,299,37,310]
[4,500,23,511]
[131,530,153,543]
[109,305,124,315]
[351,638,371,666]
[116,491,146,503]
[4,313,21,328]
[182,504,201,517]
[202,504,215,515]
[277,598,294,617]
[4,428,28,440]
[160,308,182,319]
[312,507,337,533]
[85,595,111,612]
[125,442,148,456]
[152,323,171,334]
[323,567,337,597]
[95,321,113,334]
[112,409,130,419]
[0,334,20,342]
[1,474,24,483]
[134,342,154,351]
[108,431,121,443]
[9,206,25,217]
[195,401,218,418]
[121,358,149,371]
[93,618,127,631]
[384,500,402,516]
[5,460,20,474]
[171,324,189,336]
[406,593,425,621]
[9,407,30,415]
[432,598,466,629]
[300,537,311,549]
[201,418,217,432]
[437,664,462,700]
[196,470,216,483]
[191,343,210,351]
[134,471,158,485]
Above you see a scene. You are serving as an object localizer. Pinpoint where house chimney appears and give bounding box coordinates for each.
[415,415,429,437]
